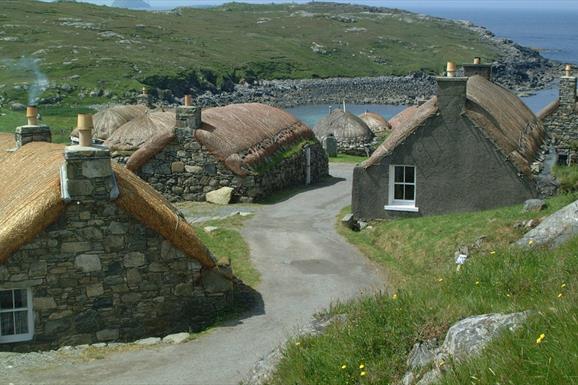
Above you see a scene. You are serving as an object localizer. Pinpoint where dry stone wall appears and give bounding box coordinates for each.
[135,128,329,203]
[543,109,578,146]
[0,201,232,352]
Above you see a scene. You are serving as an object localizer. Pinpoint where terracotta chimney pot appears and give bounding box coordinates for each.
[473,57,481,64]
[564,64,573,77]
[184,94,192,107]
[77,114,94,147]
[26,106,38,126]
[446,61,457,77]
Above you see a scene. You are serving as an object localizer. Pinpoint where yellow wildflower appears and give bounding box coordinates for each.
[392,294,398,300]
[558,293,563,298]
[536,333,545,344]
[341,364,347,370]
[360,371,367,377]
[359,363,365,369]
[561,283,566,288]
[490,251,496,255]
[475,281,480,285]
[295,342,301,346]
[506,293,511,297]
[437,278,444,282]
[528,239,534,245]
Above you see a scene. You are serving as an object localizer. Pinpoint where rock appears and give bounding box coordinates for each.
[239,211,253,217]
[341,213,354,227]
[441,312,528,361]
[203,226,219,234]
[206,187,234,205]
[135,337,161,345]
[523,199,546,212]
[401,372,415,385]
[407,340,438,370]
[10,102,25,111]
[74,254,102,272]
[92,343,107,348]
[86,283,104,298]
[184,165,203,174]
[162,332,190,344]
[32,297,57,311]
[416,368,442,385]
[123,251,146,267]
[358,221,368,230]
[96,328,119,342]
[516,200,578,248]
[171,161,185,173]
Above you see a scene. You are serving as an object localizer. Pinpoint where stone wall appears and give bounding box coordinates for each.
[336,137,376,156]
[0,201,232,352]
[135,128,329,203]
[543,109,578,146]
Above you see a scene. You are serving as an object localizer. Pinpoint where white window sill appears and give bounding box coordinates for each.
[384,205,419,213]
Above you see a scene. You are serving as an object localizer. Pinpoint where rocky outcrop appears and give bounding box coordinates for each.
[400,312,529,385]
[516,199,578,248]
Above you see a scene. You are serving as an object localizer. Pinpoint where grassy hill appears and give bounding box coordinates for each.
[0,0,500,106]
[266,195,578,385]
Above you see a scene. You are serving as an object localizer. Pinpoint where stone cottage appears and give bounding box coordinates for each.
[313,108,376,156]
[352,62,544,220]
[538,64,578,159]
[102,102,328,203]
[0,115,234,351]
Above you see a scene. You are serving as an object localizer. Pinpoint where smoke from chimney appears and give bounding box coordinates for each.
[3,58,49,106]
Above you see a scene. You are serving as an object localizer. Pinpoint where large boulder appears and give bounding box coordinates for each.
[516,199,578,248]
[523,199,546,212]
[206,187,234,205]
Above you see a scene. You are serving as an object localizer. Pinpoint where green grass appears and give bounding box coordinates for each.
[0,106,95,143]
[266,193,578,385]
[0,0,500,106]
[328,153,369,164]
[552,165,578,193]
[189,211,260,287]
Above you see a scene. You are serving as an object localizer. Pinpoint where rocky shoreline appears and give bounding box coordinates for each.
[195,19,558,109]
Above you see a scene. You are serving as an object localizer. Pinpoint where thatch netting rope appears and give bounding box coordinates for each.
[313,109,374,141]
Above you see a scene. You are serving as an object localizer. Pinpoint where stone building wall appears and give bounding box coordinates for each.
[0,201,232,352]
[336,137,377,156]
[543,109,578,145]
[136,128,329,203]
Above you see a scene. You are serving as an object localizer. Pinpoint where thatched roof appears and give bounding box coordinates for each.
[0,133,15,160]
[388,106,418,131]
[313,109,374,141]
[197,103,314,175]
[359,112,392,135]
[105,110,176,151]
[71,105,148,139]
[123,103,314,176]
[0,142,216,268]
[364,75,544,176]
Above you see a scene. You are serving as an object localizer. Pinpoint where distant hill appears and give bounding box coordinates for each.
[0,0,502,105]
[111,0,150,9]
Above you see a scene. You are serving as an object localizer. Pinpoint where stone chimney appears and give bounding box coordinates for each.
[15,106,52,148]
[437,61,468,115]
[559,64,577,112]
[176,94,202,133]
[60,114,119,202]
[463,57,492,81]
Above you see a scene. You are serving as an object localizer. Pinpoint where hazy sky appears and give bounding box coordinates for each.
[41,0,578,10]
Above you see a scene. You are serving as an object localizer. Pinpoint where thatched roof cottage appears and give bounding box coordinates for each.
[358,111,392,137]
[0,116,235,351]
[352,61,544,220]
[538,64,578,153]
[313,108,375,156]
[77,102,328,203]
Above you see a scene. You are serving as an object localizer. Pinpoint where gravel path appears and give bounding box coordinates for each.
[5,163,385,385]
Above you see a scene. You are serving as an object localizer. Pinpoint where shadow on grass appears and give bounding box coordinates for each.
[259,175,346,205]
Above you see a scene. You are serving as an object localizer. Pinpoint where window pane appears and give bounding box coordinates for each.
[405,185,415,201]
[14,311,29,334]
[13,289,27,309]
[0,290,13,310]
[394,166,404,183]
[394,184,404,200]
[0,312,14,336]
[405,166,415,183]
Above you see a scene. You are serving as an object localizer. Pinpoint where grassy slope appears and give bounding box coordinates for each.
[266,194,578,385]
[0,0,499,106]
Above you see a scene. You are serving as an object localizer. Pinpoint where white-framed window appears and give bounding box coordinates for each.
[0,288,34,343]
[385,165,419,212]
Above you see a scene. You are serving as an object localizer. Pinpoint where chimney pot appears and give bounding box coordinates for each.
[26,105,38,126]
[142,87,148,95]
[77,114,94,147]
[473,57,481,64]
[564,64,573,77]
[446,61,457,77]
[184,94,192,107]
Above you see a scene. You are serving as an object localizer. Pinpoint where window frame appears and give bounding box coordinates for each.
[385,164,419,212]
[0,288,34,344]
